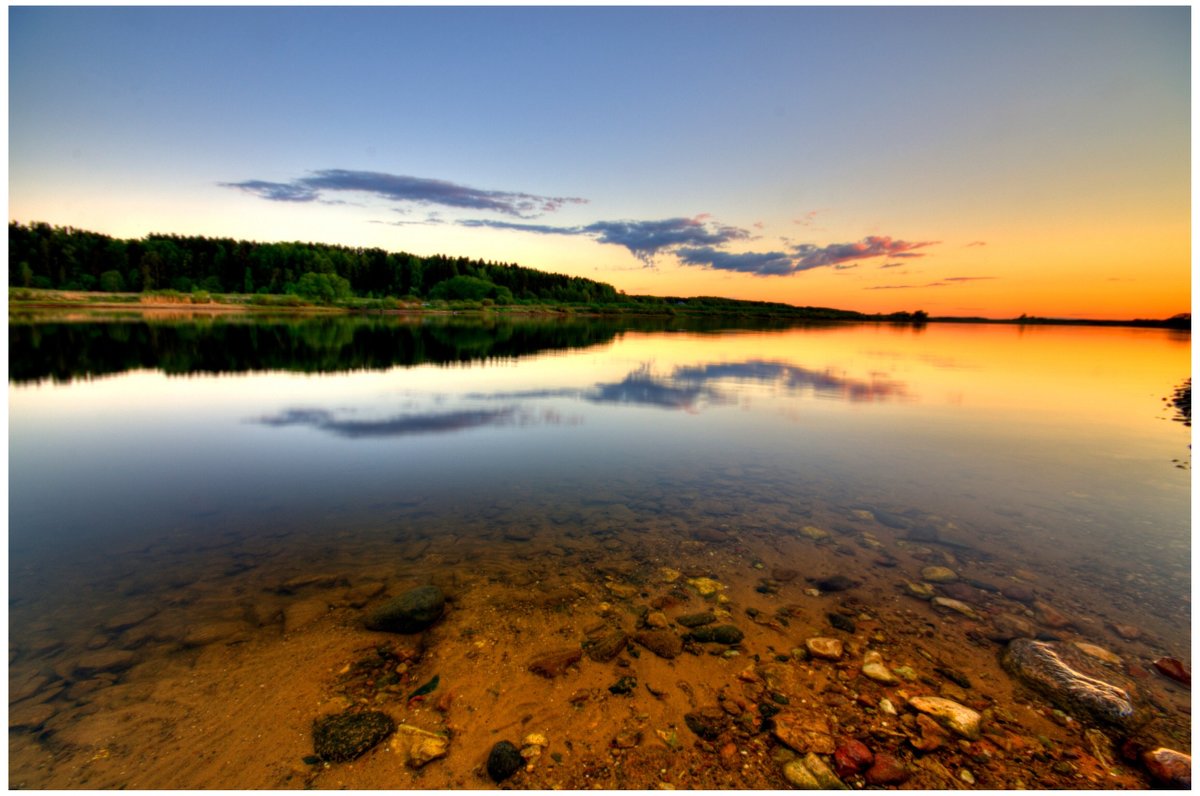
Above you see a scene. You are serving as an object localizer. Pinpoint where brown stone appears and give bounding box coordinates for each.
[1001,584,1036,604]
[833,738,874,778]
[527,648,583,678]
[806,637,844,661]
[1143,747,1191,788]
[632,630,683,659]
[772,711,836,755]
[1153,657,1191,687]
[585,631,627,662]
[910,713,950,752]
[1034,600,1073,629]
[865,752,911,785]
[73,649,137,677]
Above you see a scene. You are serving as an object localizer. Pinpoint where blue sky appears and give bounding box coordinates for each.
[8,6,1191,317]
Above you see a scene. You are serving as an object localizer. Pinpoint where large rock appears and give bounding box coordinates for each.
[313,710,396,762]
[1002,639,1135,726]
[1143,747,1191,788]
[364,585,445,634]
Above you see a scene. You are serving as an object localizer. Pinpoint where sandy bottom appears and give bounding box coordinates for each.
[8,493,1190,789]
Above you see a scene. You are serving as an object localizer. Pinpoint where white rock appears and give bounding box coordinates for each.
[908,696,982,740]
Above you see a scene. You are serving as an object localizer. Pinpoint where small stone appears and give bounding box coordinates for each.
[528,648,583,678]
[959,768,976,785]
[988,612,1038,642]
[612,729,641,749]
[585,630,628,662]
[905,581,936,600]
[910,713,949,752]
[390,724,449,768]
[833,739,874,778]
[1143,747,1191,788]
[920,566,958,583]
[675,611,717,628]
[803,588,821,597]
[772,568,800,582]
[686,625,744,645]
[1001,584,1036,604]
[684,707,728,741]
[814,575,855,592]
[487,740,524,782]
[73,650,137,677]
[313,710,396,762]
[1153,657,1191,686]
[932,596,982,620]
[908,696,982,740]
[645,611,670,629]
[878,698,897,715]
[1109,622,1141,640]
[686,577,725,598]
[805,637,844,661]
[861,650,899,685]
[609,676,638,695]
[892,665,917,681]
[800,525,831,542]
[801,752,848,789]
[364,585,445,634]
[660,567,682,583]
[1033,600,1073,629]
[633,630,683,659]
[865,752,910,785]
[772,711,836,755]
[1072,642,1122,666]
[827,613,856,633]
[782,757,822,789]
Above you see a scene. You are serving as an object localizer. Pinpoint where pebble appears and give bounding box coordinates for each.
[865,752,911,785]
[932,596,982,621]
[660,567,681,583]
[390,724,449,768]
[675,611,716,628]
[1002,639,1135,726]
[1152,657,1190,686]
[487,740,524,783]
[987,612,1038,642]
[1109,622,1141,640]
[73,650,137,677]
[800,525,831,542]
[313,710,396,762]
[805,637,844,661]
[686,625,744,645]
[645,612,669,629]
[772,712,836,754]
[827,613,856,633]
[1142,747,1191,788]
[1072,641,1122,666]
[878,698,897,715]
[527,648,583,678]
[908,696,982,740]
[833,739,874,778]
[1001,584,1036,604]
[910,713,949,752]
[364,585,445,634]
[920,566,958,583]
[633,630,683,659]
[684,708,728,741]
[584,631,627,662]
[814,575,855,592]
[861,650,899,685]
[1033,600,1073,629]
[904,581,936,600]
[608,676,638,695]
[686,577,725,598]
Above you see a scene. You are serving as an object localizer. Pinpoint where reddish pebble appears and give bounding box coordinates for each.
[834,739,875,778]
[1143,747,1191,788]
[1153,657,1191,687]
[1126,663,1150,679]
[865,752,910,785]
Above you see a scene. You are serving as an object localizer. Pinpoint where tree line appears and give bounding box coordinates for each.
[8,221,621,304]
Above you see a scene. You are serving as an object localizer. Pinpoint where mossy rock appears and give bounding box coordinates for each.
[313,710,396,762]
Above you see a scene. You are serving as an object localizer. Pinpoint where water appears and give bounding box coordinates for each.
[8,314,1191,788]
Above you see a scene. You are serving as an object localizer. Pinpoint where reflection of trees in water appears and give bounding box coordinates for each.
[1168,378,1190,426]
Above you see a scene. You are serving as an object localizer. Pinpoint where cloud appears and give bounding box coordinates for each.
[793,236,938,271]
[794,210,823,227]
[966,241,987,247]
[942,276,996,282]
[223,169,586,218]
[879,262,904,269]
[674,247,796,276]
[865,276,997,290]
[460,216,752,266]
[254,407,523,438]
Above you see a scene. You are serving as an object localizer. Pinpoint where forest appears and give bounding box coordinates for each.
[7,221,622,305]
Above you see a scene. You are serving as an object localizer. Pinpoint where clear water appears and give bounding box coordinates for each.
[7,315,1191,788]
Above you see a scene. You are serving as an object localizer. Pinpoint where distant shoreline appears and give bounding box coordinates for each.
[7,289,1190,331]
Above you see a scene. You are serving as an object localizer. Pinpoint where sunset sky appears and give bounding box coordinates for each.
[8,6,1191,319]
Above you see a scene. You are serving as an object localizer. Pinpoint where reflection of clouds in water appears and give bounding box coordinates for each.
[261,359,907,438]
[253,406,577,439]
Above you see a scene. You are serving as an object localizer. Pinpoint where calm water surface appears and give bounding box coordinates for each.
[7,315,1191,788]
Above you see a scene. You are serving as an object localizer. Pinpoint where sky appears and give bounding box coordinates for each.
[7,6,1192,319]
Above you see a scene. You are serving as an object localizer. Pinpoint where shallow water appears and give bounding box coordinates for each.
[8,314,1191,789]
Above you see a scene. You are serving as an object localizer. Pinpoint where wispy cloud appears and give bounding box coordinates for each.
[460,216,751,266]
[674,246,796,276]
[879,262,904,269]
[793,236,938,271]
[866,276,997,290]
[223,169,586,218]
[966,241,987,247]
[254,407,523,438]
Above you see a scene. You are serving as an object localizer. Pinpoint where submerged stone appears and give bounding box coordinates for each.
[1003,639,1135,726]
[908,696,981,740]
[487,740,524,782]
[675,611,717,628]
[364,585,445,634]
[313,710,396,762]
[686,624,744,645]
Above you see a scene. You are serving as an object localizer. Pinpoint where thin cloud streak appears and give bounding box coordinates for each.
[223,169,587,218]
